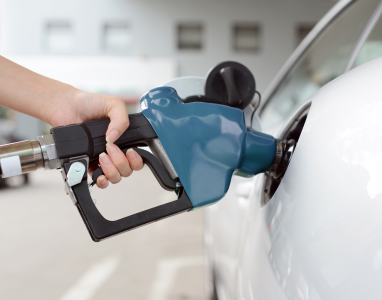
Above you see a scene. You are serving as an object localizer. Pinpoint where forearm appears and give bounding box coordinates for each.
[0,56,142,188]
[0,55,77,123]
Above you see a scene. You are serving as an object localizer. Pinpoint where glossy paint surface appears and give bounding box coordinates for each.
[235,57,382,300]
[140,86,276,208]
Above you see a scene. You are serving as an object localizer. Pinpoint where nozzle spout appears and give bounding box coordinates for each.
[236,129,277,177]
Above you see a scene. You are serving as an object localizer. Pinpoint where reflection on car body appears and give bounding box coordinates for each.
[204,0,382,299]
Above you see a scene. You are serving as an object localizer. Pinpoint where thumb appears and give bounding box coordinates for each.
[105,97,129,144]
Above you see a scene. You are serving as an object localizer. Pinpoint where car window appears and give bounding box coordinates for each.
[352,9,382,68]
[260,0,381,133]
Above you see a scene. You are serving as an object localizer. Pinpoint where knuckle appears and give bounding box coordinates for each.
[121,118,129,128]
[103,167,118,180]
[110,155,132,177]
[110,176,122,184]
[121,169,133,178]
[97,182,107,189]
[112,155,127,168]
[130,160,144,171]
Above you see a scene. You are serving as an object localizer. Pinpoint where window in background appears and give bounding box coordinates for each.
[233,24,261,53]
[46,21,74,53]
[260,0,381,132]
[104,22,132,53]
[177,24,203,50]
[296,23,316,47]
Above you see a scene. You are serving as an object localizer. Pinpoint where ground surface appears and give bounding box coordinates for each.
[0,167,207,300]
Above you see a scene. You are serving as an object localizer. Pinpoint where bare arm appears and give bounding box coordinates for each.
[0,55,143,188]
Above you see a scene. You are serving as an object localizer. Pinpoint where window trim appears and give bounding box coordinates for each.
[344,0,382,72]
[295,23,316,48]
[258,0,357,116]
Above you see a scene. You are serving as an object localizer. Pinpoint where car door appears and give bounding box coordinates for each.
[233,0,382,299]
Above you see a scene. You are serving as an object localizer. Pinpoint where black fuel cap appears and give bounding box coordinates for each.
[183,61,256,110]
[205,61,255,109]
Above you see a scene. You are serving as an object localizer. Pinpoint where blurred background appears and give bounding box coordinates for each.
[0,0,336,299]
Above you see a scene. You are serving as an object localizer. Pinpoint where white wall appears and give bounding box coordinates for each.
[0,0,335,139]
[5,56,177,98]
[0,0,335,92]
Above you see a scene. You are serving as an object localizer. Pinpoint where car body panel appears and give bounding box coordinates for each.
[236,57,382,299]
[205,0,382,298]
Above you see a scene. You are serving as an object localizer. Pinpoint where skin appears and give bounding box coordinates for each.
[0,55,144,188]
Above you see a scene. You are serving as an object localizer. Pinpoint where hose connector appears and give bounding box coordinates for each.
[37,134,61,170]
[0,140,44,177]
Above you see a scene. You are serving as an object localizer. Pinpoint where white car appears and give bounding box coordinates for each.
[202,0,382,299]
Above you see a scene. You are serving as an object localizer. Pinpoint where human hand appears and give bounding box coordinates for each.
[42,88,144,189]
[0,55,144,188]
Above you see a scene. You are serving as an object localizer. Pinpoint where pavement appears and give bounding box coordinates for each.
[0,167,207,300]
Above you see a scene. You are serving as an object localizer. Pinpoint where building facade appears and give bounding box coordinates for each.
[0,0,335,139]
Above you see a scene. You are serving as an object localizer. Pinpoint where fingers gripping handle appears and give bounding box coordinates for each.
[51,113,157,162]
[63,155,192,242]
[91,148,177,191]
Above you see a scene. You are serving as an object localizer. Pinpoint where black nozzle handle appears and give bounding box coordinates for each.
[64,158,192,242]
[51,113,157,163]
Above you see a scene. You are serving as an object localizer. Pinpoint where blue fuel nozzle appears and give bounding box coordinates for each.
[141,86,278,209]
[42,62,294,242]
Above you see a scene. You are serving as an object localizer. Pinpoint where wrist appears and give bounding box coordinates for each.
[38,83,80,126]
